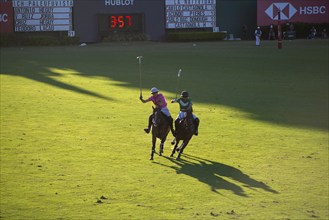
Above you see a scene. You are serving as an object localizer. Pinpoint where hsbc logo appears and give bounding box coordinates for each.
[265,3,297,20]
[265,2,327,20]
[0,14,9,22]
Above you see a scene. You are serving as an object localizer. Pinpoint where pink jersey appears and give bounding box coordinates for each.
[147,93,167,108]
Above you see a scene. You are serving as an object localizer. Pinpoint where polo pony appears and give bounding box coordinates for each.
[149,107,170,160]
[170,110,195,160]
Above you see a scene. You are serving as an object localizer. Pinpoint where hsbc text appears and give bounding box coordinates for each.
[0,14,8,22]
[300,6,326,15]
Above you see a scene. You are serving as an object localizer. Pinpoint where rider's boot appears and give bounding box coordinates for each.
[194,118,199,136]
[144,114,153,134]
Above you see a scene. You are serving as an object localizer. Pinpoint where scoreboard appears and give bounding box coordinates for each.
[0,0,221,41]
[12,0,73,32]
[166,0,216,29]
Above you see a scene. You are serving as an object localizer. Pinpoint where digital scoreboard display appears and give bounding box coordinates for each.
[165,0,216,29]
[12,0,73,32]
[109,14,143,32]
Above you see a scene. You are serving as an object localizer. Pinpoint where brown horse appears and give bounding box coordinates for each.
[170,110,195,160]
[150,107,170,160]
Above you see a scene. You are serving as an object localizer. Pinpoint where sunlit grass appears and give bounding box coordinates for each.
[0,40,328,219]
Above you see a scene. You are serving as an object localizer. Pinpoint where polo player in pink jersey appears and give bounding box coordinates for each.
[140,87,175,136]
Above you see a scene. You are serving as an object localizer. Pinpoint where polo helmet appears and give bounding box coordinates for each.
[181,91,189,98]
[150,87,159,94]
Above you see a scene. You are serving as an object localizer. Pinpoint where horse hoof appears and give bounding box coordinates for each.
[150,157,153,160]
[171,141,175,145]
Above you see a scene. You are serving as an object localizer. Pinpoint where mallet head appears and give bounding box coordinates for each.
[136,56,143,64]
[178,69,182,77]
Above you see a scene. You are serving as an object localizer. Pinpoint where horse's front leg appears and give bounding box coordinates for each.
[150,134,156,160]
[176,141,186,160]
[170,141,179,157]
[159,141,164,156]
[159,134,167,156]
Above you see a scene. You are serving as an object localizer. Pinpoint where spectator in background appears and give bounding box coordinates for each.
[242,25,248,40]
[254,26,262,46]
[308,26,317,39]
[286,23,290,31]
[283,23,290,39]
[268,24,276,40]
[321,29,327,39]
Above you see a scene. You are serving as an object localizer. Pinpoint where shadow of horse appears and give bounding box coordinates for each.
[170,110,195,160]
[150,107,170,160]
[158,154,278,196]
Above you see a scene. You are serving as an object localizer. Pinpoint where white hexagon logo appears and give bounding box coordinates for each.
[265,2,297,20]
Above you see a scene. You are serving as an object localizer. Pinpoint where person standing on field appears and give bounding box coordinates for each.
[255,26,262,46]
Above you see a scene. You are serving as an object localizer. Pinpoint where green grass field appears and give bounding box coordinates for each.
[0,40,328,220]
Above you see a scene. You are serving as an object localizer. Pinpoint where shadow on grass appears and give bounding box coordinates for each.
[155,154,278,197]
[1,65,112,101]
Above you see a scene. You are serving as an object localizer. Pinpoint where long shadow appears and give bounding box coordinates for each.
[156,154,278,197]
[1,65,112,101]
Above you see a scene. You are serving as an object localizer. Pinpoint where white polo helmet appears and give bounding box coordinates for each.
[150,87,159,94]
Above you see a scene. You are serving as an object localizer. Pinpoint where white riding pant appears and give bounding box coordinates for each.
[177,111,197,120]
[255,36,261,46]
[161,107,171,117]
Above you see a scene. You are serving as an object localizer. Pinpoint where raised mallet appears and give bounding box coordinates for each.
[175,69,182,99]
[137,56,143,96]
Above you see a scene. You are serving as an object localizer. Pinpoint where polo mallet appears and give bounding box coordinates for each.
[175,69,182,99]
[137,56,143,97]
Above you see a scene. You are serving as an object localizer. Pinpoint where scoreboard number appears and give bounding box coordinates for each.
[110,15,132,28]
[108,14,143,32]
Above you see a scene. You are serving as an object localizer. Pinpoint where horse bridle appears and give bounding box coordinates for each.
[153,108,163,128]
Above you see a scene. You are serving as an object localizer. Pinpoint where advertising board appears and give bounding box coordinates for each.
[0,1,14,33]
[257,0,328,26]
